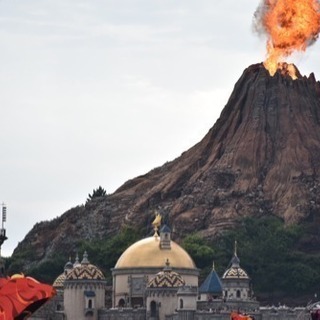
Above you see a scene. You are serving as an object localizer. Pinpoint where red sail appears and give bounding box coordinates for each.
[0,275,55,319]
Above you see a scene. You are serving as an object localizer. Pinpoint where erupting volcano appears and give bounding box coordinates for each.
[255,0,320,79]
[13,61,320,265]
[10,1,320,271]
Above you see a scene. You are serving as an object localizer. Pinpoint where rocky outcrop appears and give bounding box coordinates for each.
[13,63,320,268]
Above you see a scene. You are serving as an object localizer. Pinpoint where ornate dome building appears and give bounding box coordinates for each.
[31,218,267,320]
[53,258,73,290]
[111,222,199,309]
[146,259,186,319]
[52,258,74,315]
[64,251,107,320]
[222,242,251,301]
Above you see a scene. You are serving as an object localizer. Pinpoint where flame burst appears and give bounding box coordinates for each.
[255,0,320,78]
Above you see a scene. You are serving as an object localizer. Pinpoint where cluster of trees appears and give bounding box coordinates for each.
[86,186,107,204]
[76,225,143,283]
[7,225,142,284]
[6,215,320,304]
[183,216,320,302]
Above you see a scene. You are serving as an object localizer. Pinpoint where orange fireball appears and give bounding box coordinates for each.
[255,0,320,77]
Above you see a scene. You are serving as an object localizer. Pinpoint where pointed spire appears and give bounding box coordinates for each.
[73,252,80,267]
[81,251,89,265]
[199,260,223,295]
[231,240,240,267]
[64,256,73,272]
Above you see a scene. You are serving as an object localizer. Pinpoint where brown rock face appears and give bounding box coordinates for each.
[114,63,320,235]
[13,63,320,265]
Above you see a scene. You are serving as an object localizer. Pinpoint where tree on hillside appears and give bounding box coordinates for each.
[86,186,107,204]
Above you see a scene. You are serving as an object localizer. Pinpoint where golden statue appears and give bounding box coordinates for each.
[152,211,162,236]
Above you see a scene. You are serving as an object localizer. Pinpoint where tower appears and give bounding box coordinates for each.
[64,251,106,320]
[146,259,186,320]
[222,241,251,301]
[199,261,223,301]
[0,203,8,277]
[159,224,171,250]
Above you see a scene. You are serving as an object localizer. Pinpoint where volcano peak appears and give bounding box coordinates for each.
[12,63,320,268]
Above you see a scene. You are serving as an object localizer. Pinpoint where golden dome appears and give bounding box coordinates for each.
[115,236,196,269]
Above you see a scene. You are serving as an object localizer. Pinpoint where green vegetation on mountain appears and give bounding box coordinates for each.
[6,216,320,305]
[183,216,320,304]
[76,225,142,282]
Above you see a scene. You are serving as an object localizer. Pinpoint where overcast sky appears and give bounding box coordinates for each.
[1,0,320,256]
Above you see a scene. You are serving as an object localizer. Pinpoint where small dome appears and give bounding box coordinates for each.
[53,273,67,288]
[223,266,249,279]
[66,264,105,280]
[148,260,185,288]
[115,236,196,269]
[222,248,249,280]
[53,258,74,288]
[66,252,105,281]
[64,260,73,271]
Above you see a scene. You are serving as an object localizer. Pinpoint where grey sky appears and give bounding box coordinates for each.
[1,0,320,256]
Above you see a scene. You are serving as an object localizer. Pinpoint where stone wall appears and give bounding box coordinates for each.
[260,307,309,320]
[98,307,146,320]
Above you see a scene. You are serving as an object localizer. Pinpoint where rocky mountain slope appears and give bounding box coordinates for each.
[12,63,320,268]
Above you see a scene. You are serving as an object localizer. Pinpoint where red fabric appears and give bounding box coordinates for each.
[0,275,55,319]
[231,311,253,320]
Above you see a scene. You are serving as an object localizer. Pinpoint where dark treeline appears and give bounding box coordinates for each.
[7,217,320,305]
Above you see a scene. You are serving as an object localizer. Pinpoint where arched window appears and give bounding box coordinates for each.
[150,300,157,317]
[236,290,241,298]
[118,298,125,307]
[88,299,93,309]
[180,299,184,309]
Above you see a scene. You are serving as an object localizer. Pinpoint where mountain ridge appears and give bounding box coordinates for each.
[12,63,320,271]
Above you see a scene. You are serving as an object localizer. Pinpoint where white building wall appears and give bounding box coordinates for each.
[147,293,177,320]
[64,286,85,320]
[64,284,105,320]
[113,270,198,307]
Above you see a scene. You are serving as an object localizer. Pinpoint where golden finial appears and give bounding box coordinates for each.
[152,211,162,236]
[164,258,171,271]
